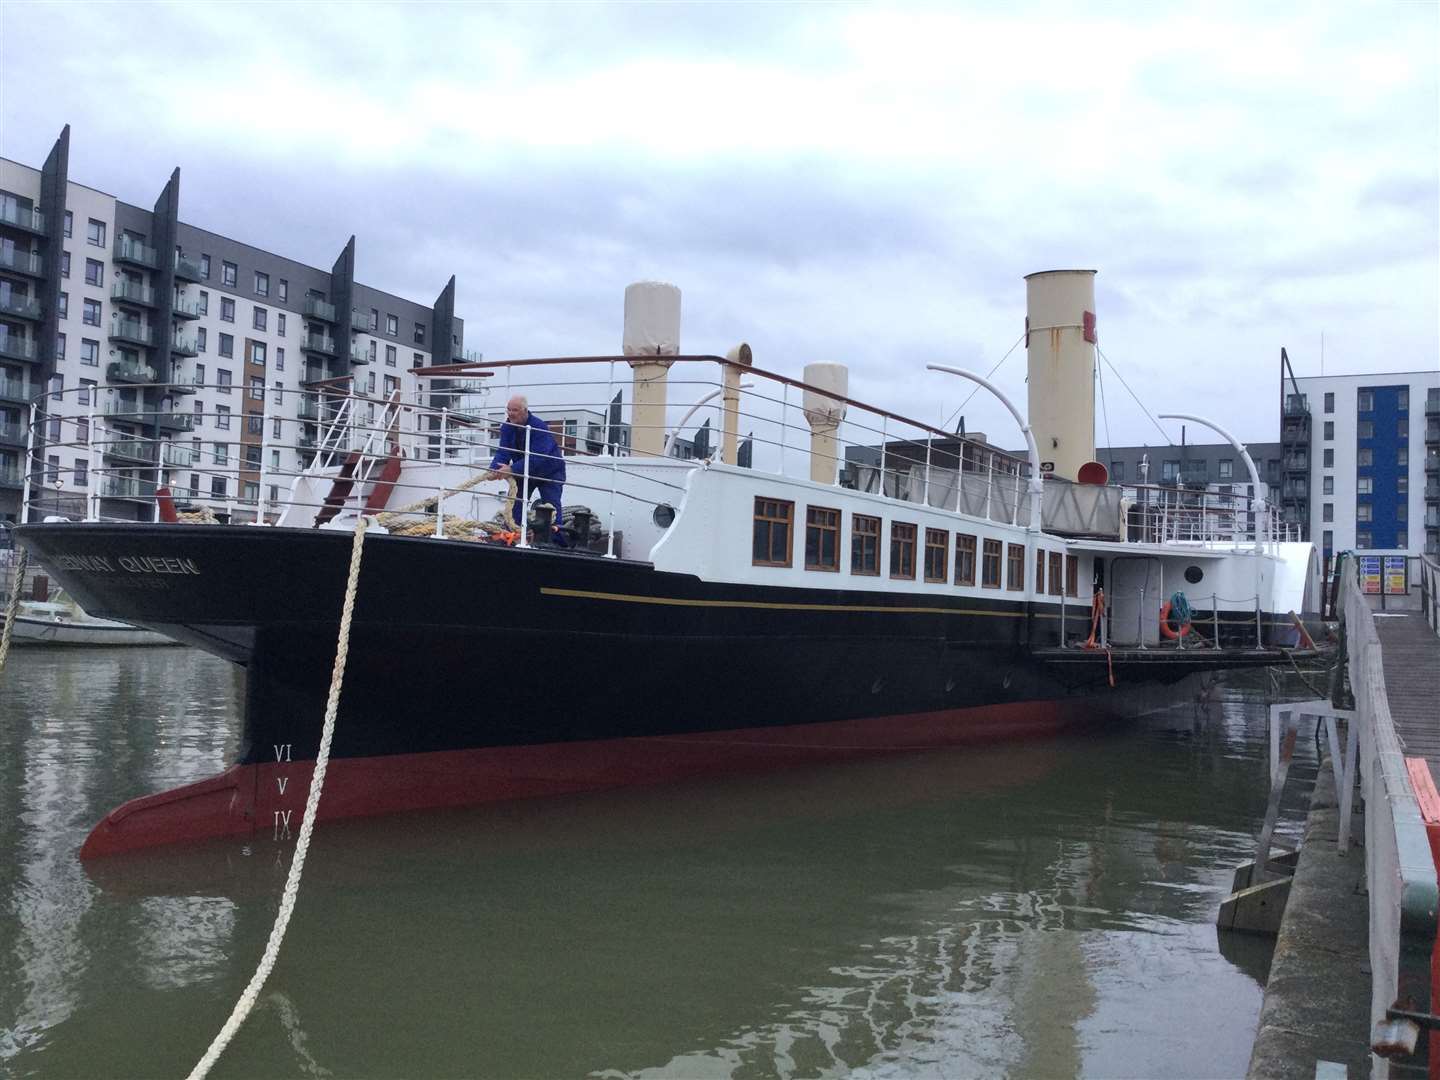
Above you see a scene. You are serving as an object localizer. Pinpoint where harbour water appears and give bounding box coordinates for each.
[0,648,1313,1079]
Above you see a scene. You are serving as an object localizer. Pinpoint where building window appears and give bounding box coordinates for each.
[80,338,98,366]
[195,289,208,315]
[981,539,1002,588]
[1398,388,1409,411]
[413,352,424,367]
[84,258,103,286]
[250,341,266,367]
[196,326,207,353]
[219,334,234,359]
[386,314,398,336]
[1323,448,1334,468]
[253,307,267,332]
[1162,460,1179,482]
[1357,476,1372,494]
[86,219,105,247]
[385,344,396,367]
[1322,476,1334,495]
[851,514,880,575]
[193,399,204,425]
[221,261,237,287]
[275,347,284,371]
[272,416,282,438]
[60,251,70,278]
[954,534,976,586]
[82,298,101,326]
[1398,475,1407,494]
[215,404,230,430]
[1048,551,1064,596]
[194,362,206,386]
[752,497,794,567]
[369,340,377,363]
[1322,529,1333,555]
[1065,555,1079,598]
[1218,459,1233,479]
[63,210,72,238]
[45,454,59,483]
[74,459,87,487]
[58,292,67,318]
[249,376,264,401]
[1109,460,1124,482]
[56,333,66,361]
[1322,504,1333,522]
[1399,419,1408,439]
[924,528,948,582]
[414,322,425,344]
[276,313,286,337]
[277,279,288,302]
[273,380,283,405]
[1357,504,1373,523]
[200,253,211,279]
[1358,448,1372,467]
[254,271,269,297]
[1397,503,1407,523]
[211,475,227,498]
[220,297,235,323]
[1005,543,1025,591]
[247,414,263,436]
[1357,390,1373,412]
[804,506,840,571]
[216,368,232,395]
[1357,530,1371,549]
[1323,392,1334,413]
[889,522,916,579]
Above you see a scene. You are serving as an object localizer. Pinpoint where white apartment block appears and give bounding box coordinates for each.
[1281,370,1440,561]
[0,126,466,524]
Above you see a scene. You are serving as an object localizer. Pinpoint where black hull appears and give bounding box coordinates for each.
[14,523,1313,855]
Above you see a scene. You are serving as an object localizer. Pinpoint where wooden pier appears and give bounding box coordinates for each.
[1375,612,1440,766]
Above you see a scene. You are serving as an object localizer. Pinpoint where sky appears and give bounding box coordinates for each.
[2,0,1436,452]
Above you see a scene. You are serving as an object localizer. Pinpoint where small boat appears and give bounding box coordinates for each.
[7,591,183,647]
[15,271,1330,858]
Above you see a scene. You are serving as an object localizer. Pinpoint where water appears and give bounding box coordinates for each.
[0,648,1314,1079]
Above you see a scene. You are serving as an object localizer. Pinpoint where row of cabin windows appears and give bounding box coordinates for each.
[753,498,1079,595]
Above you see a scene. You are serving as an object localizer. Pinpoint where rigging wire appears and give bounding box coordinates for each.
[943,331,1026,433]
[1096,351,1113,454]
[1096,345,1177,446]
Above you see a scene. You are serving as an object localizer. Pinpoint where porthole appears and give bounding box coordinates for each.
[652,503,676,528]
[1184,565,1204,584]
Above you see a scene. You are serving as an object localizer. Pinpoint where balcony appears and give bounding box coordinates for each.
[103,399,195,432]
[0,462,21,487]
[107,360,158,385]
[102,438,159,463]
[113,236,158,269]
[158,409,194,432]
[297,397,321,420]
[170,333,199,358]
[162,442,195,467]
[0,295,42,321]
[302,332,337,356]
[303,296,336,322]
[1427,450,1440,474]
[0,248,43,277]
[0,419,24,446]
[0,375,33,402]
[350,311,371,332]
[1427,421,1439,445]
[0,203,45,235]
[108,320,155,348]
[111,281,157,308]
[173,253,203,283]
[101,475,156,501]
[169,372,198,396]
[171,296,203,320]
[0,335,36,363]
[1427,393,1440,416]
[350,345,372,364]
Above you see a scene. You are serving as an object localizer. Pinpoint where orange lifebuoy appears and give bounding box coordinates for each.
[1159,600,1191,640]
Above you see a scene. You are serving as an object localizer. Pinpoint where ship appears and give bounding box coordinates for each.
[13,271,1327,858]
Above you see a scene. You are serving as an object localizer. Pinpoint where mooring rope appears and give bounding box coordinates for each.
[188,516,369,1080]
[0,546,29,678]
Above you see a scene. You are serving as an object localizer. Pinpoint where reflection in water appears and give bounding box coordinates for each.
[0,649,1312,1079]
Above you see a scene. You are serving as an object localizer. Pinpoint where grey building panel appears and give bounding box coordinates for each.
[1098,442,1283,489]
[174,222,334,311]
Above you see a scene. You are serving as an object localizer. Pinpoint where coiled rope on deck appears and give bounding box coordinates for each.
[0,546,29,677]
[187,516,369,1080]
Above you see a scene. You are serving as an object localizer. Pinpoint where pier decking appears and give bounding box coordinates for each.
[1376,613,1440,766]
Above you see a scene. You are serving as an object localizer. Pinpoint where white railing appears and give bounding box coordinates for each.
[1340,555,1437,1074]
[1420,555,1440,638]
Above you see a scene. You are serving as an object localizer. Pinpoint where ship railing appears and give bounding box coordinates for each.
[1093,584,1277,650]
[1336,555,1438,1069]
[1419,554,1440,639]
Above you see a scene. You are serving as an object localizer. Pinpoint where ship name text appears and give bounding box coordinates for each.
[51,554,201,576]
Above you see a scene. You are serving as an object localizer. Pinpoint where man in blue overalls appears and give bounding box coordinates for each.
[486,395,566,541]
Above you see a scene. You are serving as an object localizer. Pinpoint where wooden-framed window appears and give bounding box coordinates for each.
[805,506,841,571]
[924,528,949,582]
[1035,549,1045,591]
[851,514,881,575]
[1048,551,1064,596]
[955,533,977,586]
[1065,554,1079,597]
[981,538,1002,588]
[890,522,917,579]
[752,497,794,567]
[1007,543,1026,591]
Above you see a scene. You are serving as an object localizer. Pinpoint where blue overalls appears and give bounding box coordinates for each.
[490,413,566,537]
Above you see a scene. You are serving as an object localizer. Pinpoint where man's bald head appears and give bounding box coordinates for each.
[505,395,529,424]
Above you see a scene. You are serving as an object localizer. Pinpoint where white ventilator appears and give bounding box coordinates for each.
[623,282,681,457]
[803,363,849,485]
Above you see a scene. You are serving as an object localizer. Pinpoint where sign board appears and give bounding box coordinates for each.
[1359,555,1382,595]
[1384,555,1408,596]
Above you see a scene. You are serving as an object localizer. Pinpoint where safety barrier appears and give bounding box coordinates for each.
[1420,555,1440,638]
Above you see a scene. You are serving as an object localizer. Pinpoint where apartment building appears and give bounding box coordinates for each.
[0,125,465,524]
[1281,370,1440,563]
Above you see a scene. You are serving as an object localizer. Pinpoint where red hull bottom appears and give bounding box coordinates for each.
[79,700,1110,859]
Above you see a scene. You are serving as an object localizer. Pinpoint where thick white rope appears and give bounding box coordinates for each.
[188,516,369,1080]
[0,547,29,677]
